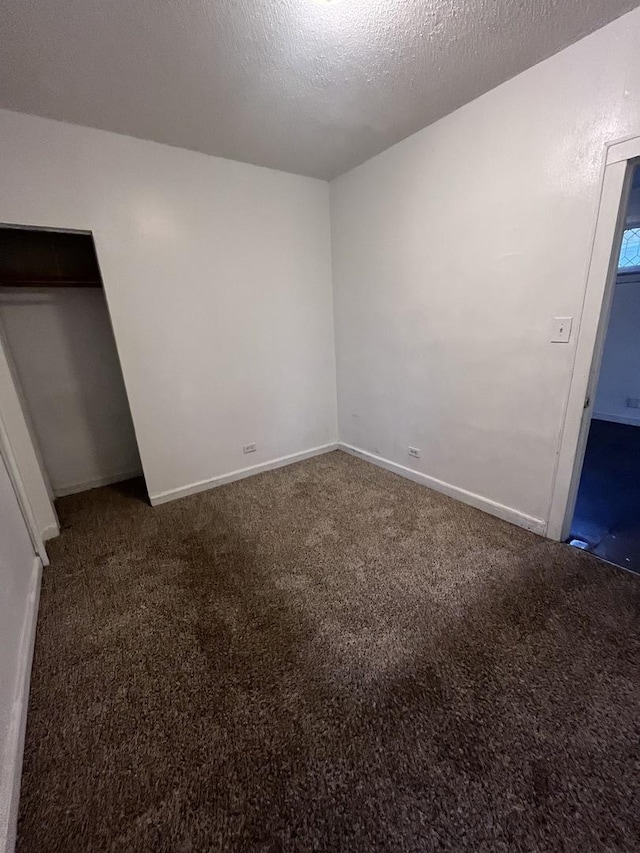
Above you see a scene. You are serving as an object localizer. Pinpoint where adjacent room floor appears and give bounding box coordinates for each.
[19,451,639,852]
[570,418,640,573]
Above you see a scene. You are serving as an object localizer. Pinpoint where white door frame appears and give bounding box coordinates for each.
[548,135,640,540]
[0,413,49,565]
[0,331,59,556]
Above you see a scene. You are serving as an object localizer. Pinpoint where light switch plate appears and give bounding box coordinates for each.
[551,316,573,343]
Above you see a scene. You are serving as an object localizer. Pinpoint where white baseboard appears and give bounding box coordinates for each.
[149,443,338,506]
[53,468,143,498]
[1,556,41,853]
[40,524,59,542]
[339,443,547,535]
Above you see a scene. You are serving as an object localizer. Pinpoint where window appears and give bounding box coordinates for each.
[618,227,640,271]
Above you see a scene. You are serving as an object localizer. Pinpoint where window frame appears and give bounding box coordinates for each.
[617,224,640,274]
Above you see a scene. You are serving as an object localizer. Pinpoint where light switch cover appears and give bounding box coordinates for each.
[551,316,573,343]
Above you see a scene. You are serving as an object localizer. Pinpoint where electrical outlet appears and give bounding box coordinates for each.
[627,397,640,409]
[408,446,421,458]
[243,442,257,454]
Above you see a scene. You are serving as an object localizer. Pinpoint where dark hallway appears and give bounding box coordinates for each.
[570,418,640,572]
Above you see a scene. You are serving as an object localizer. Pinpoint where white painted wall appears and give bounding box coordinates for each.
[0,110,337,504]
[0,452,39,853]
[331,6,640,531]
[0,289,142,496]
[593,276,640,426]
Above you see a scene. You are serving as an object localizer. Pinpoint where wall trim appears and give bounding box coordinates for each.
[339,443,547,535]
[40,525,59,543]
[149,443,338,506]
[1,556,41,853]
[53,469,143,498]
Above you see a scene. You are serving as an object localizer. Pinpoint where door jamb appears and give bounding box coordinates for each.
[0,412,49,565]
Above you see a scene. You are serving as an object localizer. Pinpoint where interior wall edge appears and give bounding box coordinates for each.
[0,555,41,853]
[338,443,548,537]
[149,442,339,506]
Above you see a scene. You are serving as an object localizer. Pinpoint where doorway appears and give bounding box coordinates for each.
[0,225,145,523]
[568,165,640,571]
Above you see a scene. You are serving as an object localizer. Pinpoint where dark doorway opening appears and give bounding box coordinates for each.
[569,166,640,573]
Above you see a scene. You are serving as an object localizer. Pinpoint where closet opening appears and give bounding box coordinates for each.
[0,225,146,513]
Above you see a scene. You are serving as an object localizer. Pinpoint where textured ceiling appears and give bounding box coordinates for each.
[1,0,638,180]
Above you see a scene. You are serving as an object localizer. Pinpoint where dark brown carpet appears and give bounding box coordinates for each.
[18,451,640,852]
